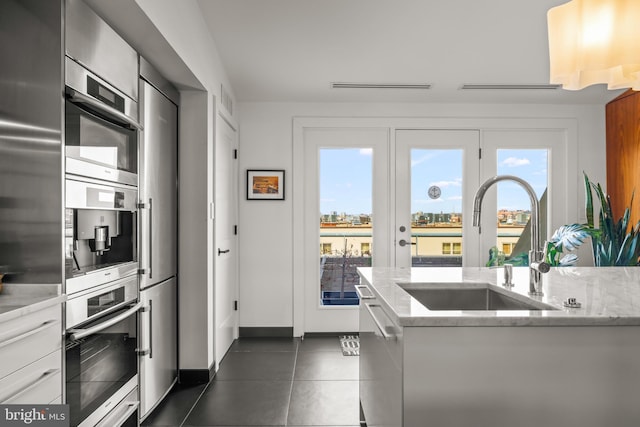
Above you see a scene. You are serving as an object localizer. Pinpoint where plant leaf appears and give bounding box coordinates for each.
[584,172,594,229]
[558,254,578,266]
[549,224,589,252]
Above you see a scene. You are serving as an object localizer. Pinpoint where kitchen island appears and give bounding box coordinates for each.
[357,267,640,427]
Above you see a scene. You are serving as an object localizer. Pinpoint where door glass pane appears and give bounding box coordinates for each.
[319,148,372,306]
[411,149,463,267]
[493,149,548,266]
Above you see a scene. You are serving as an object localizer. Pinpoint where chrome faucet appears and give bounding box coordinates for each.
[472,175,550,296]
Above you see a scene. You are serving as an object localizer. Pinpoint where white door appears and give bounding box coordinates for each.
[215,114,239,363]
[302,128,390,333]
[394,130,481,267]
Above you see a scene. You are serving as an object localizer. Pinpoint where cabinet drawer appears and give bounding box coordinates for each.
[0,305,62,380]
[0,350,62,404]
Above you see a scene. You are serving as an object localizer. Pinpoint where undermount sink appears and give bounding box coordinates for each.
[399,283,557,311]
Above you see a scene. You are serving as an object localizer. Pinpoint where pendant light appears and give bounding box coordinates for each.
[547,0,640,90]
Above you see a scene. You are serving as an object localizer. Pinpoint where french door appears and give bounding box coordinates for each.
[395,129,567,268]
[295,123,570,334]
[394,130,481,267]
[301,128,390,333]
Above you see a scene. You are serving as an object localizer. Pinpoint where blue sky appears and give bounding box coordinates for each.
[320,148,548,215]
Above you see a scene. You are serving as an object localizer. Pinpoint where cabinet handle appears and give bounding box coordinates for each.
[2,369,60,404]
[354,284,375,300]
[148,299,153,359]
[0,320,59,350]
[364,303,395,340]
[136,300,153,358]
[148,198,153,279]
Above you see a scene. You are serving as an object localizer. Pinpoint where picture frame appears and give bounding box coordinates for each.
[246,169,285,200]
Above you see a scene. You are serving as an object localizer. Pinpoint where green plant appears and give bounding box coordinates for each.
[583,173,640,266]
[545,223,589,266]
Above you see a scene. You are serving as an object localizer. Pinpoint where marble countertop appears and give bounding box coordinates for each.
[0,283,65,322]
[357,266,640,327]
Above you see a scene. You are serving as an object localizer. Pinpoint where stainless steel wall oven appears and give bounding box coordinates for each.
[66,276,140,427]
[65,58,139,187]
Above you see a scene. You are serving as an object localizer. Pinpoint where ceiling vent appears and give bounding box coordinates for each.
[331,82,432,90]
[460,84,562,90]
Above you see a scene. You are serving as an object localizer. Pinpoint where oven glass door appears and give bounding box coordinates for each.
[65,100,138,182]
[66,304,138,427]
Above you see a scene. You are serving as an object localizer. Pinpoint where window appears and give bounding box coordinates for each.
[442,242,451,254]
[361,242,371,256]
[452,242,462,255]
[319,148,373,306]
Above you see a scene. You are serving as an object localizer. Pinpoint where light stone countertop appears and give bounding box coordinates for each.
[357,266,640,327]
[0,283,65,322]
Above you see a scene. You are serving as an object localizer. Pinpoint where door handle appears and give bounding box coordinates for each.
[398,239,416,247]
[218,248,230,256]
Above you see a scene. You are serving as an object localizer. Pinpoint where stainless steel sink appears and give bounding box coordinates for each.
[400,283,556,311]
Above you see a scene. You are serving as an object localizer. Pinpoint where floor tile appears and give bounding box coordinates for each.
[141,382,206,426]
[216,351,296,381]
[184,380,291,426]
[294,351,359,381]
[298,336,343,352]
[229,337,299,352]
[287,380,360,426]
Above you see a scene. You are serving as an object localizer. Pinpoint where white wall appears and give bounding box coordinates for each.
[237,102,606,330]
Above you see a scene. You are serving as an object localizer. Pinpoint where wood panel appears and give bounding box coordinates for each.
[606,89,640,227]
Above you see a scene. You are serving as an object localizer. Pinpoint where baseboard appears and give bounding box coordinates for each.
[304,331,358,337]
[239,327,293,337]
[179,363,216,385]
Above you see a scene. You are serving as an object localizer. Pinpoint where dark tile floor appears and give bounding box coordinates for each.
[142,336,360,426]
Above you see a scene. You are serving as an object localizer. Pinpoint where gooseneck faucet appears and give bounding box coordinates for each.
[472,175,550,296]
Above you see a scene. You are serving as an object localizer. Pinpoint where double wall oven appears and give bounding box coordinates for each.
[64,1,142,425]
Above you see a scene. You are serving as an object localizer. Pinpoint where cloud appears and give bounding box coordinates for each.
[429,178,462,188]
[411,152,439,167]
[501,157,530,167]
[447,195,463,201]
[359,148,373,156]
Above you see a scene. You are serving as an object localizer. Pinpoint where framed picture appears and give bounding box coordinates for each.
[246,169,285,200]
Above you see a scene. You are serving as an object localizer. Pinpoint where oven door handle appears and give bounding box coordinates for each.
[68,301,142,340]
[66,87,143,130]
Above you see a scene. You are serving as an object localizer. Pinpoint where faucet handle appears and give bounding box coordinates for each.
[502,263,514,288]
[490,263,514,288]
[530,261,551,274]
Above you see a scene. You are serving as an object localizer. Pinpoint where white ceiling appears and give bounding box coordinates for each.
[198,0,624,104]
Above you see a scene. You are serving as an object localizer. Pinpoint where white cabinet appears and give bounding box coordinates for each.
[358,286,403,427]
[0,304,63,404]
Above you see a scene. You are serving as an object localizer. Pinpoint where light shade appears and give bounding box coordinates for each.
[548,0,640,90]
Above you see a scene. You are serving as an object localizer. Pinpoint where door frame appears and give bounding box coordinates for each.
[292,117,578,337]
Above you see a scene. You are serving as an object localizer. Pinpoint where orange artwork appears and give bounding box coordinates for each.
[252,176,279,194]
